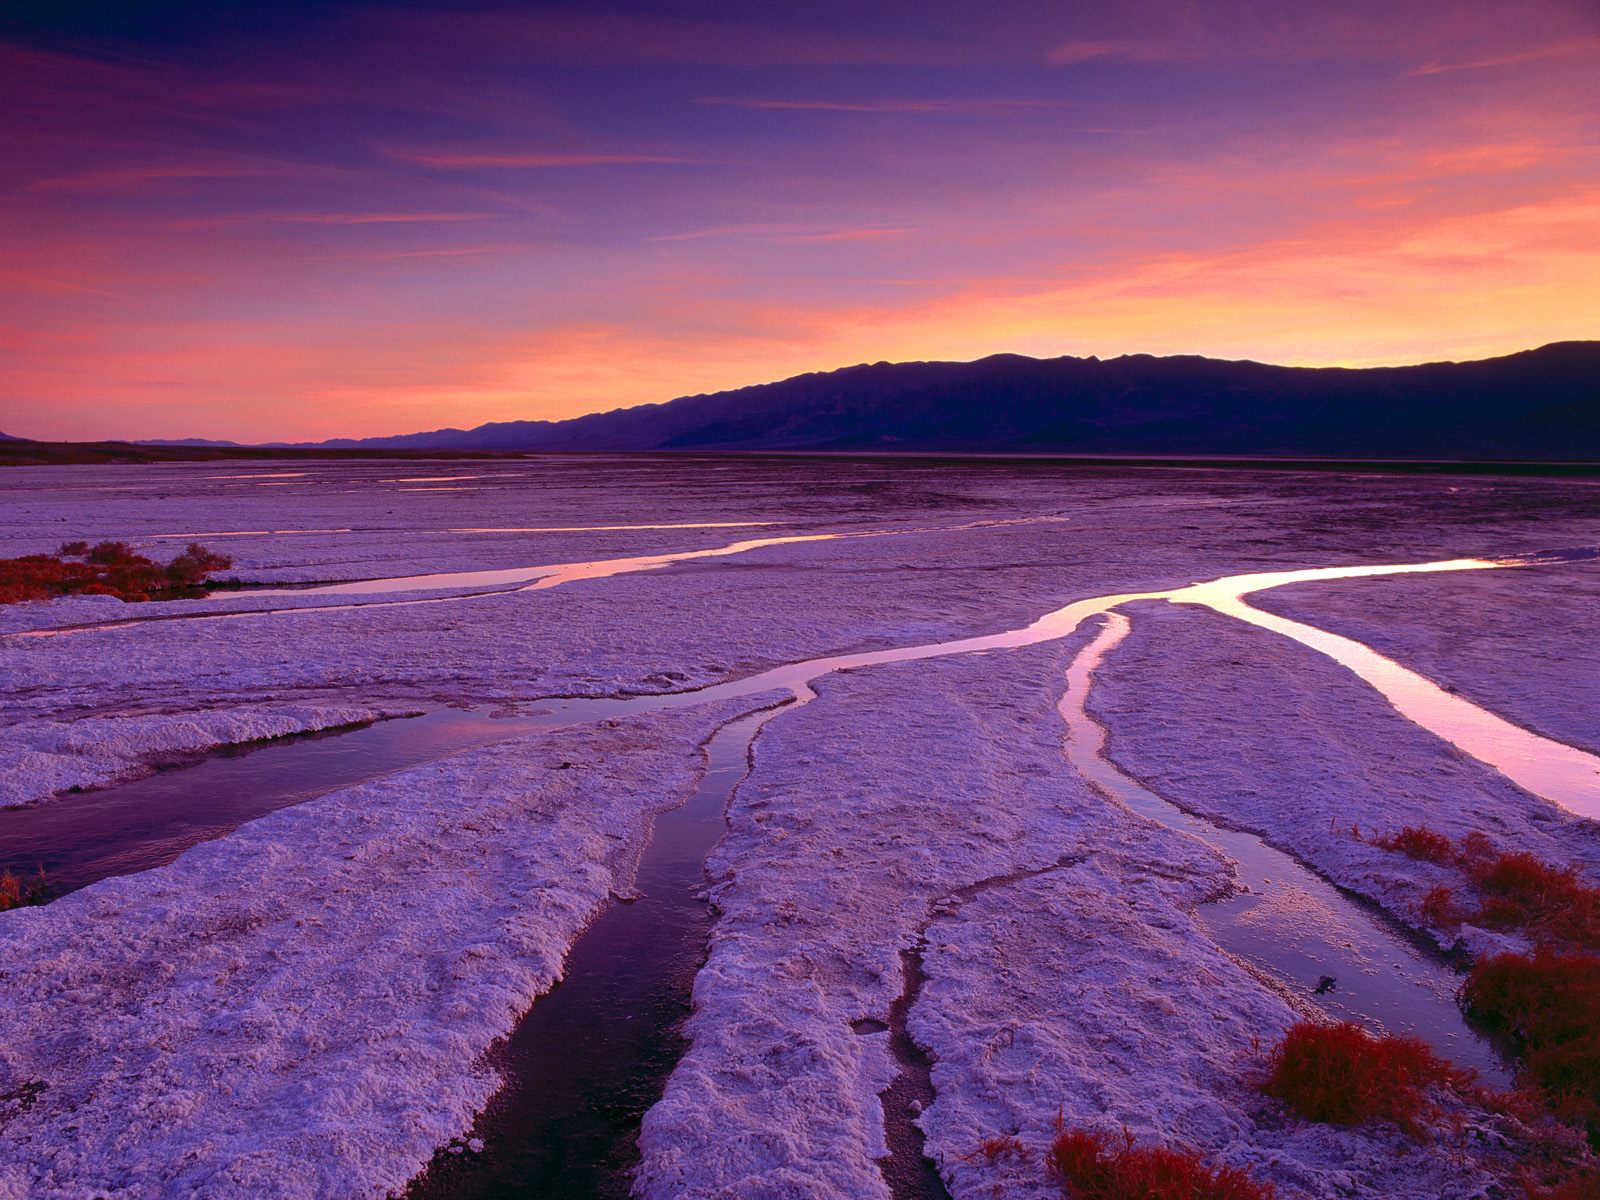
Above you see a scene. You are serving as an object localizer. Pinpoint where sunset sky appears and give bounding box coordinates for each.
[3,1,1597,442]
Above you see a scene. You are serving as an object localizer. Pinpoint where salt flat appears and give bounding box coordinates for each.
[1,456,1596,1198]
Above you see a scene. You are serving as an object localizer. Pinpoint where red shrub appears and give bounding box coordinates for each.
[164,542,233,586]
[1421,885,1464,928]
[1373,826,1459,865]
[1463,950,1600,1123]
[1046,1128,1274,1200]
[1525,1170,1600,1200]
[1366,827,1600,951]
[1467,853,1600,950]
[0,869,47,912]
[0,542,232,605]
[1261,1021,1468,1135]
[85,540,140,566]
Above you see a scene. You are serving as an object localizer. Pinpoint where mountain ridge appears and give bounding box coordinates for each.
[250,341,1598,460]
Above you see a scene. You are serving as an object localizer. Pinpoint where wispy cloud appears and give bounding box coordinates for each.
[649,224,914,243]
[780,227,915,243]
[0,270,127,300]
[178,211,494,228]
[1045,41,1129,65]
[1410,37,1599,75]
[375,10,974,69]
[384,148,702,169]
[697,96,1071,115]
[29,159,336,192]
[338,243,535,261]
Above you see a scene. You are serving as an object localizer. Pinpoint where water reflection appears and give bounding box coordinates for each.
[1059,612,1508,1080]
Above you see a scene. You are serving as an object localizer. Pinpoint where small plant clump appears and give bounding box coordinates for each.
[1463,950,1600,1128]
[1046,1128,1276,1200]
[0,540,233,605]
[1367,827,1600,950]
[1373,825,1459,865]
[1472,853,1600,949]
[0,869,48,912]
[1420,884,1465,927]
[1261,1020,1469,1135]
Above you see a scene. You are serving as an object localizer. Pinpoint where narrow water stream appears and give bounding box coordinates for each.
[3,515,1066,640]
[0,532,846,639]
[241,534,841,598]
[407,707,787,1199]
[0,700,644,893]
[1061,612,1509,1081]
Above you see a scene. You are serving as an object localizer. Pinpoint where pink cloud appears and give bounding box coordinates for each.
[1046,41,1128,65]
[696,96,1073,115]
[28,159,338,192]
[648,224,913,244]
[337,243,537,261]
[1410,36,1600,75]
[384,149,700,169]
[176,211,494,228]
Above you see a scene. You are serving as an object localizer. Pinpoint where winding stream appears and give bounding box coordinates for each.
[1061,612,1507,1077]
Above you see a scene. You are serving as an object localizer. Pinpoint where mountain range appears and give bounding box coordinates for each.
[249,342,1596,460]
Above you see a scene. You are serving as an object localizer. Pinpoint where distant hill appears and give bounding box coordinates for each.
[277,342,1600,461]
[0,441,524,468]
[136,438,245,448]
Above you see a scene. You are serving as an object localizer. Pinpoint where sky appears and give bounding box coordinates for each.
[2,0,1597,443]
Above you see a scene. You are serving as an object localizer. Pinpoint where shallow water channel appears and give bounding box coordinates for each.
[9,551,1595,1194]
[1062,613,1509,1079]
[409,708,785,1199]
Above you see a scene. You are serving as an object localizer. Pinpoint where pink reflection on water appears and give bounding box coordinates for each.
[1172,560,1599,818]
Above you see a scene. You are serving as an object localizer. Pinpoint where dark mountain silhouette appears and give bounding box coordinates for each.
[279,342,1599,460]
[138,437,244,447]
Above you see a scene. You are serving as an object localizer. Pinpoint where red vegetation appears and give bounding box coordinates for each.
[1463,950,1600,1125]
[0,869,47,912]
[1420,885,1465,928]
[0,541,232,605]
[1261,1021,1468,1135]
[1046,1128,1276,1200]
[1373,825,1459,865]
[1469,853,1600,950]
[1367,827,1600,950]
